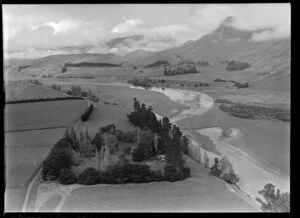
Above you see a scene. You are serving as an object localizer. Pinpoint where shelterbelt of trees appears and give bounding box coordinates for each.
[64,62,122,68]
[127,98,190,172]
[164,65,200,76]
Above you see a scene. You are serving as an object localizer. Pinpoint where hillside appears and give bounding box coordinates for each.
[4,16,290,92]
[137,17,290,72]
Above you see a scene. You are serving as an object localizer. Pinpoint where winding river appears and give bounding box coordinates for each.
[49,80,289,209]
[128,84,290,209]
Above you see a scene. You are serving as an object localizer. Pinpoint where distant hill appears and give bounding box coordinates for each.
[128,16,290,91]
[123,49,155,60]
[29,53,124,68]
[5,16,290,92]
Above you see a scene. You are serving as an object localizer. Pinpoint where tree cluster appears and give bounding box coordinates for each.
[5,96,83,104]
[127,78,152,89]
[58,168,77,184]
[226,61,250,71]
[164,65,199,76]
[65,62,122,67]
[197,60,210,66]
[57,75,94,79]
[234,82,249,89]
[50,84,62,91]
[42,147,73,181]
[70,85,82,96]
[81,104,94,121]
[127,98,159,133]
[209,157,240,185]
[61,66,67,73]
[127,98,190,174]
[27,79,43,86]
[214,78,227,82]
[18,65,29,72]
[87,90,100,102]
[256,183,290,212]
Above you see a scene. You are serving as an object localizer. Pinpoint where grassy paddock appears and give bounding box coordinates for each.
[5,99,87,131]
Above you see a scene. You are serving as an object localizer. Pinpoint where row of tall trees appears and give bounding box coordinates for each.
[127,78,152,89]
[65,62,122,67]
[127,97,159,133]
[27,79,43,86]
[164,65,199,76]
[127,98,187,167]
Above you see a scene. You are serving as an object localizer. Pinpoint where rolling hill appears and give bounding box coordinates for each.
[133,16,290,72]
[4,16,290,91]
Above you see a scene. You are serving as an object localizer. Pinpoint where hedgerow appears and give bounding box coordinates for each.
[5,97,83,104]
[81,104,94,121]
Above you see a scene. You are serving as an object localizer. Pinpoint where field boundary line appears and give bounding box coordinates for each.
[5,126,68,133]
[5,97,84,104]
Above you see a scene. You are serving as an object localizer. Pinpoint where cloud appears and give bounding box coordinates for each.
[4,47,86,59]
[88,34,179,56]
[44,18,82,34]
[111,17,143,34]
[188,4,291,41]
[110,17,192,40]
[148,24,191,36]
[4,4,290,59]
[188,5,234,35]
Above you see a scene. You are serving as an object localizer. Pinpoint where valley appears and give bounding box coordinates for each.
[4,7,290,213]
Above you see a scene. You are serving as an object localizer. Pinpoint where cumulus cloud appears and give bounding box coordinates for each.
[44,18,82,34]
[4,48,86,59]
[111,17,144,34]
[3,4,290,59]
[188,4,291,41]
[88,34,179,56]
[110,17,192,40]
[188,5,234,35]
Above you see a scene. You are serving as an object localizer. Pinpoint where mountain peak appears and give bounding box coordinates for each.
[221,16,236,26]
[214,16,238,33]
[211,16,253,40]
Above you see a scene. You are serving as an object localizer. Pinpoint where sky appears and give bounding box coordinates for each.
[3,4,291,59]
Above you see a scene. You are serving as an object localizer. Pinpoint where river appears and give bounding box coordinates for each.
[128,84,290,208]
[51,80,290,209]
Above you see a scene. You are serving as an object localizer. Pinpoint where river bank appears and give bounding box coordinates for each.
[24,80,288,212]
[130,85,289,210]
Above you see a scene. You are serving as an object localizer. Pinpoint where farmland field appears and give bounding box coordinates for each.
[5,80,67,101]
[5,128,65,147]
[5,99,87,131]
[75,84,188,134]
[4,98,87,212]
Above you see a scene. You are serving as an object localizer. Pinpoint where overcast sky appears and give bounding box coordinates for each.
[3,4,291,59]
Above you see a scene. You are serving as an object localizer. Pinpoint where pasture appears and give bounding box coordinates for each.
[60,155,258,212]
[75,84,188,136]
[5,80,66,101]
[5,98,87,212]
[5,99,87,131]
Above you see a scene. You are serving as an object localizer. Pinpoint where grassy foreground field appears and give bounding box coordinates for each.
[55,155,258,212]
